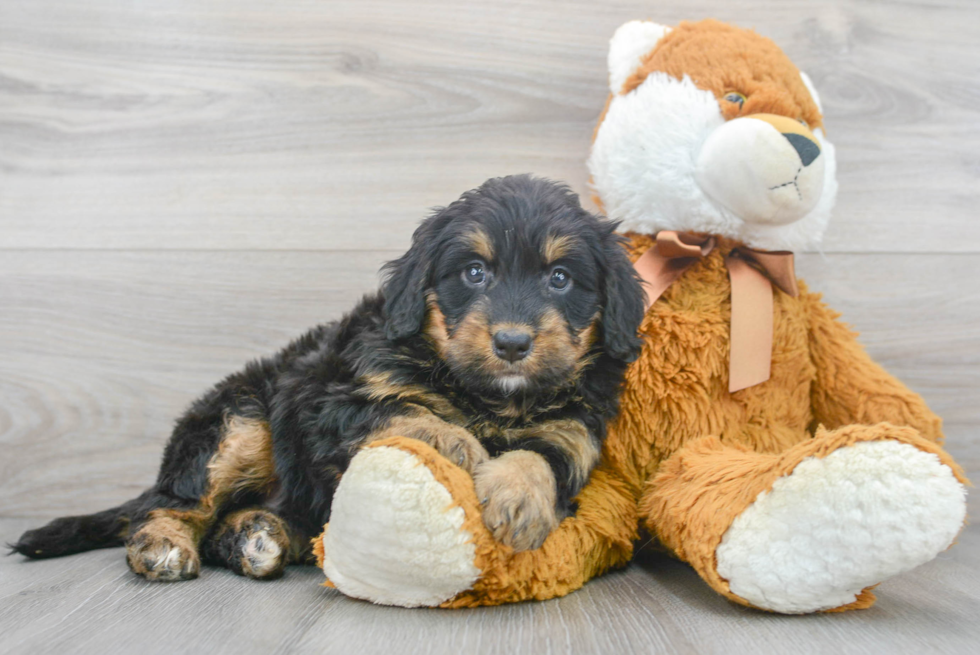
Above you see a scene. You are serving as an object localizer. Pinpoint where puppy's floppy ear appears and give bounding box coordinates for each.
[599,224,645,362]
[382,211,447,341]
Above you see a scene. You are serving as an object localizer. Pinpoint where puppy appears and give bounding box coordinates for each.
[12,175,645,581]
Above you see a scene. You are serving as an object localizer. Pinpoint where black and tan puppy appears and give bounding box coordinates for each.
[12,175,645,582]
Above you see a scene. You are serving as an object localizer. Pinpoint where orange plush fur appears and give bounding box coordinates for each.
[319,19,968,612]
[622,20,824,127]
[397,236,964,608]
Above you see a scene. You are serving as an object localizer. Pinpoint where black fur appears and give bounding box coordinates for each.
[11,175,644,570]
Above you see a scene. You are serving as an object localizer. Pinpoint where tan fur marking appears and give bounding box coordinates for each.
[465,228,495,261]
[498,404,523,419]
[364,411,489,474]
[138,416,276,575]
[425,293,599,398]
[424,293,452,355]
[206,416,276,507]
[359,370,464,423]
[506,419,599,489]
[448,300,495,367]
[474,451,559,552]
[542,234,577,264]
[523,308,597,382]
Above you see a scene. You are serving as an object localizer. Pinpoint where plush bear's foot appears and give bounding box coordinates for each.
[715,439,966,613]
[320,439,483,607]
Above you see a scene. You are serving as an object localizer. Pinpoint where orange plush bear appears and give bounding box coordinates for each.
[314,19,968,613]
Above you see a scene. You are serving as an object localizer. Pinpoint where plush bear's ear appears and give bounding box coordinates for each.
[799,71,824,114]
[607,20,671,94]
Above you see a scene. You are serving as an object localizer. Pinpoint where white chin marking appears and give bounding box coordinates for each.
[716,440,966,614]
[497,375,527,394]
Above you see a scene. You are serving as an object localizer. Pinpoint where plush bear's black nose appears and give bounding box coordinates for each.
[782,132,820,167]
[492,330,533,363]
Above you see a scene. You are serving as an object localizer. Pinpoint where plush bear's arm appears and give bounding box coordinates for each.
[803,290,944,443]
[319,436,639,608]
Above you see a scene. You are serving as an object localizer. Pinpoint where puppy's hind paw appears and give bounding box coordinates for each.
[126,517,200,582]
[234,511,290,580]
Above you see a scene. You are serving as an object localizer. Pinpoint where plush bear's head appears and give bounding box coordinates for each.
[588,19,837,251]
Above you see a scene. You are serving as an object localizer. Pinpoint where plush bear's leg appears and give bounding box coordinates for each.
[640,423,968,614]
[316,436,638,608]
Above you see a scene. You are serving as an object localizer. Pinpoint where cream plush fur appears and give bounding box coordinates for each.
[716,440,965,613]
[321,445,480,607]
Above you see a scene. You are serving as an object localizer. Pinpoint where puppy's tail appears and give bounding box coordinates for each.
[8,492,154,559]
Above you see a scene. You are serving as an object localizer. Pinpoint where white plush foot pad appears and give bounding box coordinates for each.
[716,440,967,613]
[322,445,481,607]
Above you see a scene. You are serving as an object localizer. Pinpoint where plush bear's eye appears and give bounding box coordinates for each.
[724,92,746,109]
[798,118,809,129]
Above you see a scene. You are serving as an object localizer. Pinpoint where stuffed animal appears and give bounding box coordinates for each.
[313,18,968,613]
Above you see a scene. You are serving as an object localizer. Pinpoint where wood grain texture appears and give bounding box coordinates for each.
[1,0,978,252]
[1,251,978,654]
[1,251,976,519]
[0,519,977,655]
[1,0,978,653]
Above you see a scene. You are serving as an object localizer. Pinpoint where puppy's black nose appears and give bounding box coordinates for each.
[492,330,533,363]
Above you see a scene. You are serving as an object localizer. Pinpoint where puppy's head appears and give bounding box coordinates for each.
[383,175,644,396]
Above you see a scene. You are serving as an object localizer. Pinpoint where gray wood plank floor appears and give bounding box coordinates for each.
[1,1,978,653]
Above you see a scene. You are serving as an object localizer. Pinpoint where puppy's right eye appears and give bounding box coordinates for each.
[463,262,486,286]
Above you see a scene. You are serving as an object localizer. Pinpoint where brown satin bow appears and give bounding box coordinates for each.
[633,231,799,392]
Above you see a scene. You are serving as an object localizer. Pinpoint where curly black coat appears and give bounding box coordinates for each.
[13,175,645,580]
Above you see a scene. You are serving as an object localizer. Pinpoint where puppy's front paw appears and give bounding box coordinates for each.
[474,451,559,552]
[429,429,490,474]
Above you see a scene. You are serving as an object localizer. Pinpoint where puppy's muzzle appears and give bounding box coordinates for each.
[492,329,533,363]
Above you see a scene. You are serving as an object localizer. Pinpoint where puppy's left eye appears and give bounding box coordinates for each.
[549,268,571,291]
[463,262,486,286]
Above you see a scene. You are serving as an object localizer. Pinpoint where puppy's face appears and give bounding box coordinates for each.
[425,220,600,394]
[383,175,644,397]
